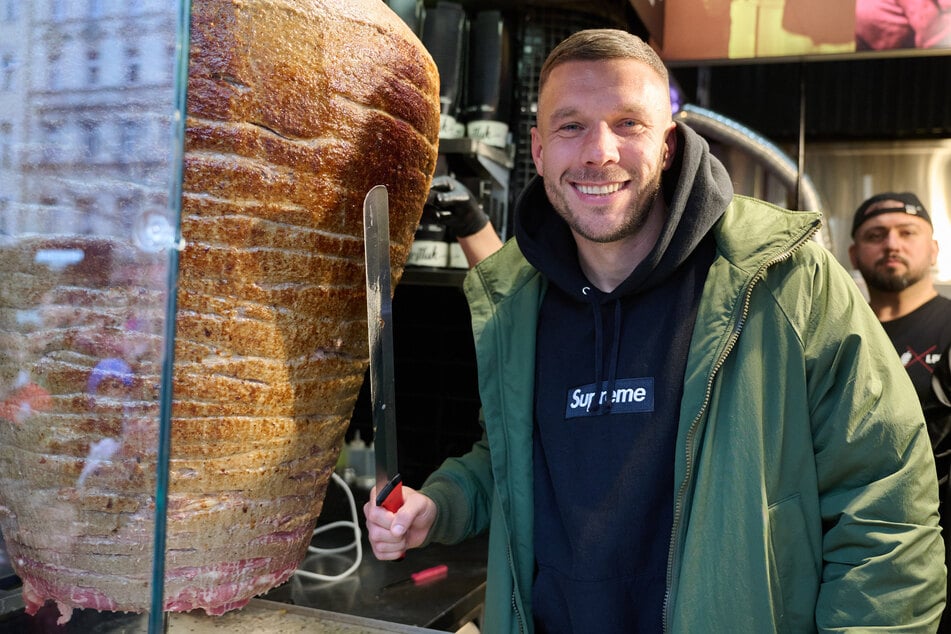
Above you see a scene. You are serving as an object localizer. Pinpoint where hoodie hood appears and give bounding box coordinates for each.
[515,121,734,301]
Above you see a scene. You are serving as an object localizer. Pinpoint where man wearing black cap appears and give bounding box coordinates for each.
[849,191,951,428]
[850,190,951,630]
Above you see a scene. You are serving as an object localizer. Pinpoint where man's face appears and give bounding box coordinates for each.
[849,207,938,293]
[530,58,676,244]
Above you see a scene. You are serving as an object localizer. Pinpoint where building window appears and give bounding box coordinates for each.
[76,197,95,234]
[47,53,61,90]
[0,122,11,169]
[86,49,99,86]
[117,119,141,160]
[42,122,63,163]
[0,197,10,238]
[1,53,15,91]
[116,196,136,214]
[81,121,100,160]
[166,44,176,81]
[125,47,140,84]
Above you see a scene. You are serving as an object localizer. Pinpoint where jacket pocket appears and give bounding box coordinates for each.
[767,493,820,633]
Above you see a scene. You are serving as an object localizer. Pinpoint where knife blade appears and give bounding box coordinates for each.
[363,185,404,513]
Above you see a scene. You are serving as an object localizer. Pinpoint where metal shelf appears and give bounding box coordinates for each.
[400,266,468,288]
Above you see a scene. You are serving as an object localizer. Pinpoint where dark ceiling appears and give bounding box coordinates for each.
[415,0,951,141]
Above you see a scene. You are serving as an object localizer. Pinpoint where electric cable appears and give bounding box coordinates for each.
[294,471,363,582]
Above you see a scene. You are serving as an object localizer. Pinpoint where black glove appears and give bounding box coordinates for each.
[423,175,490,238]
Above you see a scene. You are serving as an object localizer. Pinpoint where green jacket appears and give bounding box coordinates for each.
[421,196,946,633]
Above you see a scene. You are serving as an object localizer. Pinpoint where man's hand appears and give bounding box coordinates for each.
[423,175,490,238]
[363,484,438,560]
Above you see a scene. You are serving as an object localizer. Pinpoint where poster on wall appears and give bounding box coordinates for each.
[630,0,951,62]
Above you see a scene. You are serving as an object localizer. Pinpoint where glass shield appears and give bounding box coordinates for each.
[0,1,187,630]
[3,0,445,630]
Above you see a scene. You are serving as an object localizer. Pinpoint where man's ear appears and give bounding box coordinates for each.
[531,126,543,175]
[848,243,858,269]
[662,123,678,170]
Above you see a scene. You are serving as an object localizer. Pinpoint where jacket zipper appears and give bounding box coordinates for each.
[495,357,526,634]
[507,538,526,633]
[499,390,526,634]
[661,223,819,633]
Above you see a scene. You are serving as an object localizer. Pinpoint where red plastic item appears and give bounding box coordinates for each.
[376,474,404,513]
[381,564,449,591]
[410,564,448,584]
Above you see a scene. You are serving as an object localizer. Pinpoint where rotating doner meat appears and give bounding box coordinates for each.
[0,0,439,623]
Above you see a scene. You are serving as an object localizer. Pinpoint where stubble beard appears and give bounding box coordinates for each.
[544,165,663,244]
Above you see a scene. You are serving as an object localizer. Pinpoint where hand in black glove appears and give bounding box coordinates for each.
[423,175,490,238]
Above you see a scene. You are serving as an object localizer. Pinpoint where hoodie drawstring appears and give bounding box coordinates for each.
[605,300,622,413]
[590,298,604,414]
[588,294,622,415]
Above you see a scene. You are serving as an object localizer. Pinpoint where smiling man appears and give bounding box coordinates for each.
[364,29,946,633]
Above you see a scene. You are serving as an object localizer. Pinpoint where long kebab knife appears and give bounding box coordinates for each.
[363,185,404,512]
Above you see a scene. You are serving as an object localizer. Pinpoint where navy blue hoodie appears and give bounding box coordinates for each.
[516,123,733,633]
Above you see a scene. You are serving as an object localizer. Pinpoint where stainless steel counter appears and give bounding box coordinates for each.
[0,483,488,633]
[262,484,489,632]
[265,532,488,632]
[0,595,448,633]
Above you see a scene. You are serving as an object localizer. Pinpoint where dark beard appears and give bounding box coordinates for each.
[861,254,927,293]
[864,269,913,293]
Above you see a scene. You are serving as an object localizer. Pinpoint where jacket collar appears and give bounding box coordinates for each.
[712,196,822,277]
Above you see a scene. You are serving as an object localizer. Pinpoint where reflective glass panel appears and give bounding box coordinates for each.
[0,1,184,630]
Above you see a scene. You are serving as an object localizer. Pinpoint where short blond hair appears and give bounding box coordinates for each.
[539,29,669,94]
